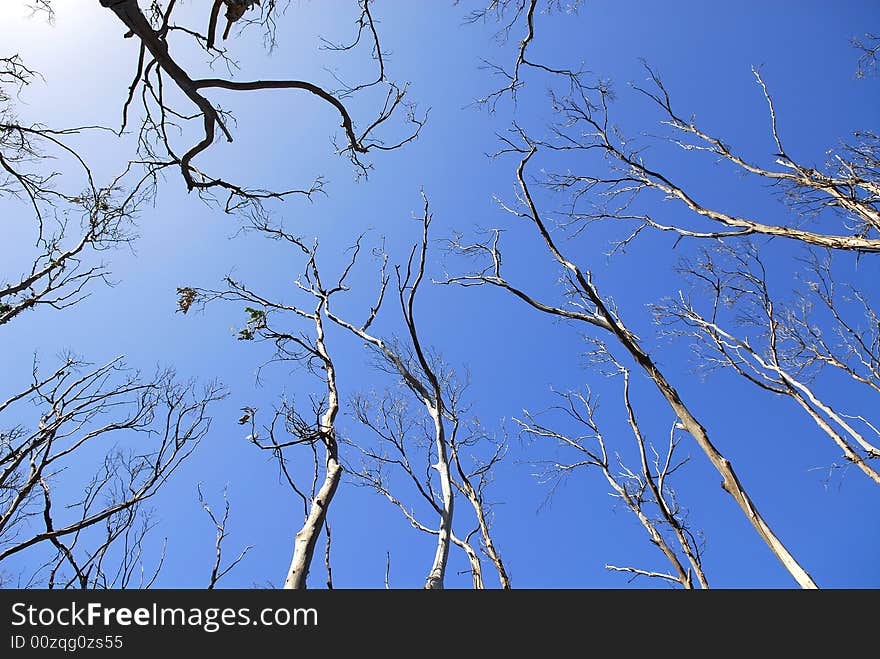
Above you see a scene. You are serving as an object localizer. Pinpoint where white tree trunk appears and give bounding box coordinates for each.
[283,311,342,590]
[424,404,454,590]
[283,457,341,589]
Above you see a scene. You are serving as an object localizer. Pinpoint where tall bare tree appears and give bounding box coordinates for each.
[182,199,510,589]
[2,0,432,589]
[179,230,350,590]
[518,345,708,589]
[1,55,153,326]
[324,202,509,589]
[0,355,224,587]
[436,11,878,585]
[7,0,873,590]
[348,369,509,589]
[444,134,817,588]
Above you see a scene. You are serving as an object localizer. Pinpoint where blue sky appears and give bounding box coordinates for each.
[1,1,878,588]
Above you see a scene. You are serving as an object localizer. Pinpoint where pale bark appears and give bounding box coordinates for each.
[451,534,484,589]
[326,205,463,589]
[450,442,511,589]
[674,308,880,487]
[281,302,343,590]
[519,380,707,589]
[622,373,709,589]
[327,291,456,588]
[423,404,455,590]
[190,245,351,589]
[447,145,817,588]
[602,469,694,588]
[283,459,341,589]
[543,65,880,253]
[527,146,816,587]
[603,316,817,588]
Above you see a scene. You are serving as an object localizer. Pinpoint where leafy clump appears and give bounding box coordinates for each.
[236,307,266,341]
[176,287,198,314]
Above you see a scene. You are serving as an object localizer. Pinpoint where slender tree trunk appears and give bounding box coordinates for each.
[283,311,343,590]
[607,316,817,588]
[473,502,510,590]
[601,471,693,588]
[452,535,484,589]
[283,456,342,589]
[424,404,454,590]
[455,476,511,589]
[512,148,817,588]
[623,373,709,589]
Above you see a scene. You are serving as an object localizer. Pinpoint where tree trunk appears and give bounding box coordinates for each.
[283,457,341,589]
[607,317,818,588]
[424,405,454,590]
[283,310,342,590]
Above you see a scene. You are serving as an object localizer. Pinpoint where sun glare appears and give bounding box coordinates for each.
[4,2,113,61]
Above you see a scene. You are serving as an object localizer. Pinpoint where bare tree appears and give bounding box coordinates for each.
[88,0,423,214]
[447,402,510,589]
[460,0,585,110]
[5,0,427,320]
[182,197,511,589]
[9,0,870,591]
[2,49,227,589]
[656,242,880,486]
[198,484,253,589]
[322,202,509,589]
[443,135,818,588]
[179,231,349,590]
[331,228,456,588]
[0,355,224,588]
[518,346,708,588]
[444,7,879,587]
[348,378,509,589]
[1,55,154,327]
[537,64,880,252]
[460,3,879,252]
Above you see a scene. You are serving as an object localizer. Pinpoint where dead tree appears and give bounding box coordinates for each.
[656,243,880,486]
[322,201,509,589]
[180,203,508,589]
[0,355,224,588]
[539,64,880,252]
[90,0,424,213]
[518,345,708,588]
[443,134,817,588]
[1,55,153,327]
[179,232,350,590]
[462,5,879,252]
[348,375,509,589]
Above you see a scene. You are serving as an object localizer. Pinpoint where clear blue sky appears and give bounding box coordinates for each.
[1,1,878,588]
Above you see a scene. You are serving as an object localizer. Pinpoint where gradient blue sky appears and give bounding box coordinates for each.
[2,1,878,588]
